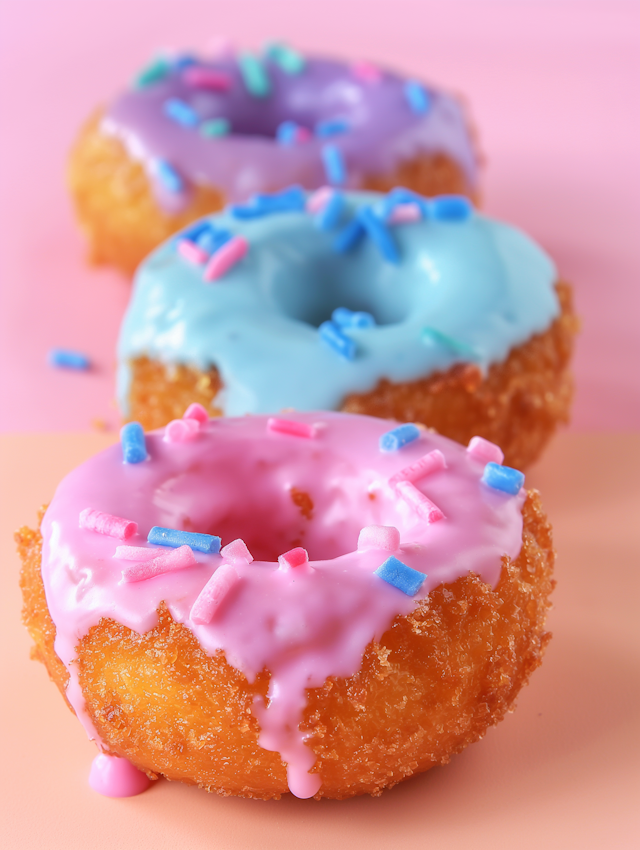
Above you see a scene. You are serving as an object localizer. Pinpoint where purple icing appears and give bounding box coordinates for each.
[102,51,479,210]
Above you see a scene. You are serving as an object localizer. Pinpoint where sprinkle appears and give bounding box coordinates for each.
[306,186,334,213]
[221,538,254,564]
[321,144,346,185]
[114,545,163,561]
[196,227,232,254]
[319,321,356,361]
[332,307,375,329]
[121,422,148,464]
[379,423,421,452]
[191,564,240,624]
[421,327,478,359]
[163,97,199,127]
[358,206,400,263]
[467,436,504,465]
[315,118,350,138]
[357,526,400,552]
[122,545,196,583]
[396,480,445,523]
[276,120,299,146]
[174,54,198,70]
[152,159,184,194]
[178,239,208,265]
[48,348,90,370]
[183,402,209,424]
[333,217,365,253]
[389,449,447,488]
[482,462,525,496]
[180,221,213,243]
[278,547,309,571]
[134,57,170,88]
[375,555,426,596]
[182,66,231,90]
[230,186,306,219]
[79,509,138,540]
[200,118,231,138]
[238,52,271,98]
[429,195,473,222]
[148,526,221,553]
[380,187,429,220]
[351,60,382,83]
[389,203,422,224]
[265,42,306,75]
[203,235,249,281]
[315,190,345,230]
[267,417,316,438]
[164,417,200,442]
[404,80,431,115]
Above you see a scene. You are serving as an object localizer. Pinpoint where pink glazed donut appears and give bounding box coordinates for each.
[19,410,555,800]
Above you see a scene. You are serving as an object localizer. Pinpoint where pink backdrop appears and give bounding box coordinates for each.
[1,0,638,434]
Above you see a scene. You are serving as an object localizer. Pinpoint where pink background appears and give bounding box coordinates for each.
[1,0,639,433]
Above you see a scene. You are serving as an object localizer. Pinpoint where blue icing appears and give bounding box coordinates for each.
[117,192,559,416]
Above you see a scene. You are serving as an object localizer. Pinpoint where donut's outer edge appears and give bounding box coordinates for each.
[17,490,555,800]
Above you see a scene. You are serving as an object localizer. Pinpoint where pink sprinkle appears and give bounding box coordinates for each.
[164,417,200,443]
[278,547,309,571]
[178,239,208,265]
[267,417,316,439]
[191,563,239,624]
[389,204,422,224]
[182,66,231,91]
[122,545,196,583]
[295,126,312,143]
[183,402,209,424]
[352,60,382,83]
[221,538,254,564]
[396,480,445,524]
[79,508,137,541]
[306,186,334,214]
[467,436,504,465]
[357,526,400,552]
[389,449,447,488]
[203,235,249,281]
[114,545,164,561]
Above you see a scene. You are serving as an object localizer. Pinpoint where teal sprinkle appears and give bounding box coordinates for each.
[238,52,271,98]
[201,118,231,138]
[134,57,170,88]
[265,41,306,74]
[421,327,479,360]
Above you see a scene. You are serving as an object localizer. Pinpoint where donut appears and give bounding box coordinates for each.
[68,43,479,275]
[117,188,577,470]
[18,411,555,800]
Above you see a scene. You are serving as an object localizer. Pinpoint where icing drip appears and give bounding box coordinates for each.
[89,754,152,798]
[40,412,525,798]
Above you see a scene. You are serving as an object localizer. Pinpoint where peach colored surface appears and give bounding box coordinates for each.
[1,0,639,433]
[2,431,639,848]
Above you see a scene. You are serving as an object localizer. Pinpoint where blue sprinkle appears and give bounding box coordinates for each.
[379,423,421,452]
[404,80,431,115]
[358,206,400,264]
[121,422,148,464]
[481,462,525,496]
[265,42,306,75]
[153,159,185,193]
[174,54,198,70]
[381,187,429,220]
[48,348,91,370]
[315,118,350,138]
[180,221,212,244]
[429,195,474,222]
[163,97,199,127]
[375,555,426,597]
[134,57,170,88]
[332,307,376,329]
[319,321,356,361]
[148,526,221,554]
[198,227,232,254]
[333,217,365,253]
[315,190,345,231]
[230,186,306,218]
[321,144,346,185]
[276,120,299,145]
[421,327,478,360]
[238,52,271,98]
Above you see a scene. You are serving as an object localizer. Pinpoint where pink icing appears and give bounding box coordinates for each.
[40,412,525,799]
[89,753,152,798]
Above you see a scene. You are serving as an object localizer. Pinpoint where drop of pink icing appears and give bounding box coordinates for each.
[89,753,152,798]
